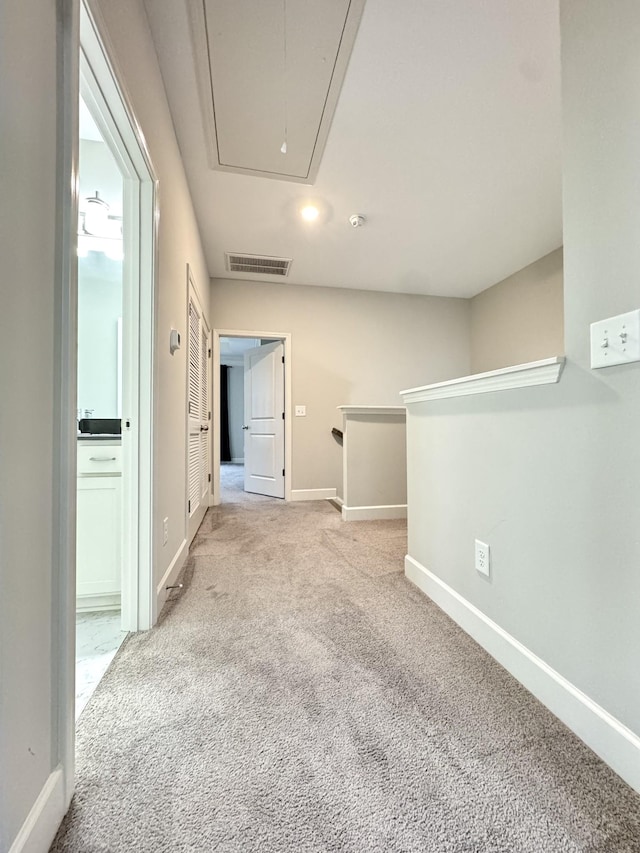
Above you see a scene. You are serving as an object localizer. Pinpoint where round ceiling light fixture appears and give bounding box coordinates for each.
[301,204,320,222]
[349,214,366,228]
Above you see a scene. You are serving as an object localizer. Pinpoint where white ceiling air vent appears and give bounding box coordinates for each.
[225,253,292,277]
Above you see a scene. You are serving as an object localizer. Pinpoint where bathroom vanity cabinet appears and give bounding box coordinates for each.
[76,439,122,610]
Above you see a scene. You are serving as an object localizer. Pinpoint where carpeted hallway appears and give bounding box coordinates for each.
[51,486,640,852]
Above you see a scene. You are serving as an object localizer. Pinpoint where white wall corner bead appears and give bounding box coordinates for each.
[400,357,565,404]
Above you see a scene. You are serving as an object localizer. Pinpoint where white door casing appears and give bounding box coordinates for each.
[78,9,156,634]
[54,0,158,820]
[211,329,292,506]
[243,341,285,498]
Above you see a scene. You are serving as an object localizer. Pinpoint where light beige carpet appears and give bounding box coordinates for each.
[51,495,640,852]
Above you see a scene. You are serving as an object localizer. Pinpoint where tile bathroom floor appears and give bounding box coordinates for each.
[76,610,128,719]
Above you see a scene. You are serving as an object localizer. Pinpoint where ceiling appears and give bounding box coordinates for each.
[144,0,562,299]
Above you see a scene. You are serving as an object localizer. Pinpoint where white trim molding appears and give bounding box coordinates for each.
[291,488,337,502]
[337,405,406,416]
[405,554,640,795]
[343,504,407,521]
[400,357,565,404]
[76,592,120,612]
[8,766,65,853]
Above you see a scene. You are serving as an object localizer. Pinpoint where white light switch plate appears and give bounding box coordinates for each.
[295,405,306,417]
[590,309,640,368]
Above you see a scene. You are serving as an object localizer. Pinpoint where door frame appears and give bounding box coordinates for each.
[79,13,156,634]
[53,0,158,807]
[213,329,292,504]
[186,270,213,540]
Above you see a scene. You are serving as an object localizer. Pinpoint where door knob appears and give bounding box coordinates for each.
[242,425,249,430]
[200,425,209,432]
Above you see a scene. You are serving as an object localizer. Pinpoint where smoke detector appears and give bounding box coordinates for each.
[349,214,366,228]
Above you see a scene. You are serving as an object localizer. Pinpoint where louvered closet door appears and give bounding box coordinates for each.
[187,290,211,541]
[199,322,211,509]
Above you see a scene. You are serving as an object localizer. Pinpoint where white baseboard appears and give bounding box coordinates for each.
[76,592,120,612]
[9,765,65,853]
[156,538,188,617]
[230,457,244,464]
[333,496,344,508]
[342,504,407,521]
[290,488,337,502]
[405,554,640,795]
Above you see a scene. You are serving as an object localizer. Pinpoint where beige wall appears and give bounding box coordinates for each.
[470,248,564,374]
[404,0,640,786]
[94,0,210,586]
[0,0,59,844]
[1,2,211,846]
[210,279,470,493]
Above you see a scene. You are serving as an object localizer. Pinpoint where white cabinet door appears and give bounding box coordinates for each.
[76,476,122,607]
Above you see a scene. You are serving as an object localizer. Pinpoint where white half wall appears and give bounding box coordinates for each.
[406,556,640,794]
[339,406,407,521]
[401,0,640,792]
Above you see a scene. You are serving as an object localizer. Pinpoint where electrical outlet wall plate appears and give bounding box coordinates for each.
[475,539,490,577]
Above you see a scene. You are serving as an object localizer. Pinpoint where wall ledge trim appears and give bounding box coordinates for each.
[400,357,565,404]
[338,405,406,416]
[343,504,407,521]
[405,554,640,795]
[8,766,65,853]
[291,488,337,502]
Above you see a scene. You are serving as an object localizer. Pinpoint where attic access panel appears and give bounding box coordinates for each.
[188,0,365,183]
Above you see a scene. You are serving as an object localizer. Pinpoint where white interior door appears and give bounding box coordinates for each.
[187,285,211,539]
[243,341,285,498]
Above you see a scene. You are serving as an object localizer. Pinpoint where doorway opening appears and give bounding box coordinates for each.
[213,331,292,504]
[76,91,127,715]
[73,2,156,718]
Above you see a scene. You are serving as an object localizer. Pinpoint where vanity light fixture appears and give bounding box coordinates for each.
[83,191,110,236]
